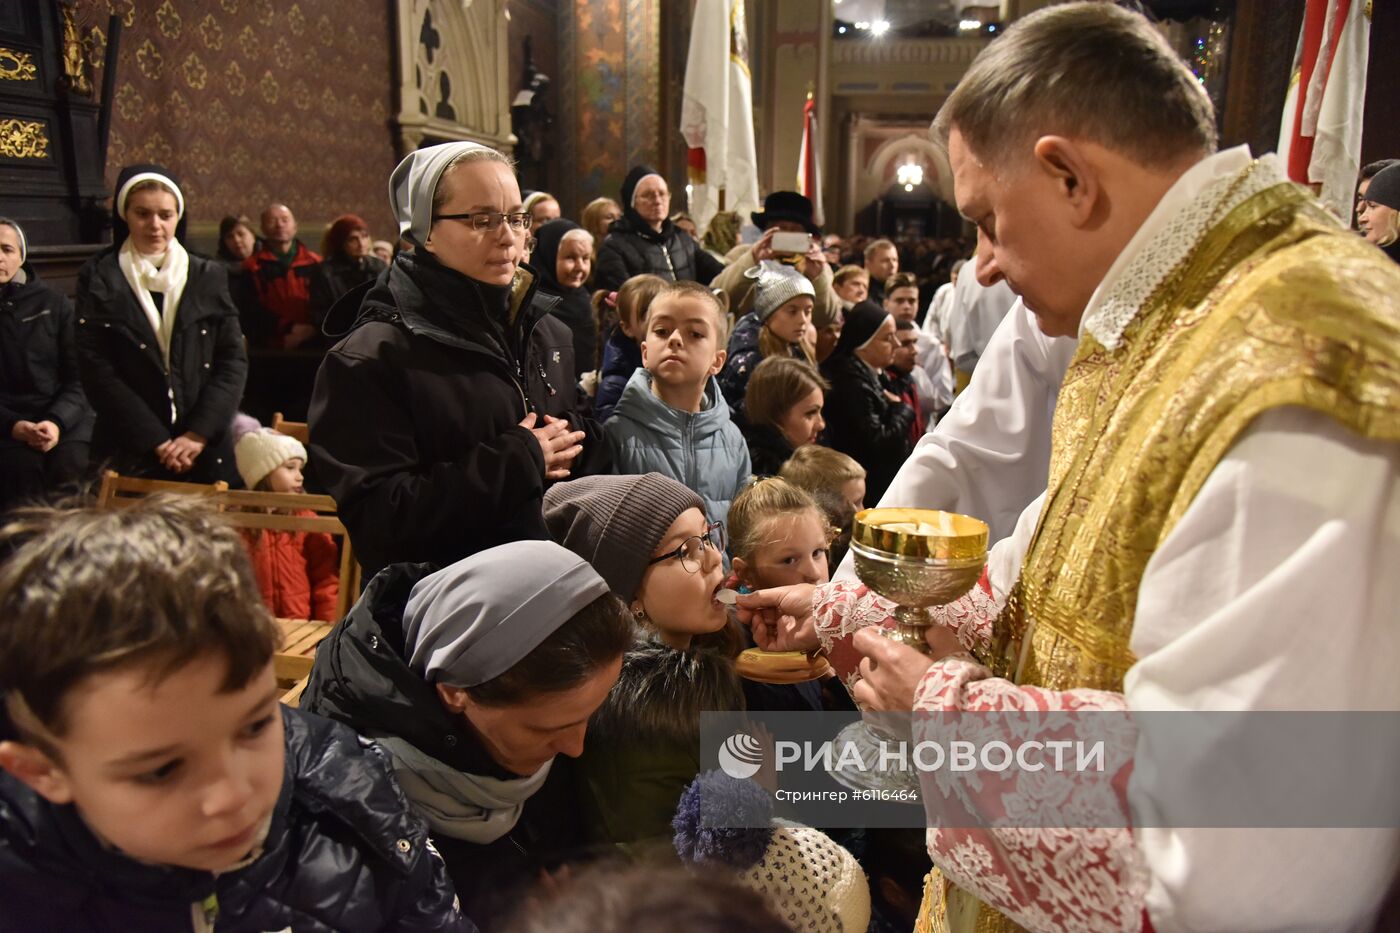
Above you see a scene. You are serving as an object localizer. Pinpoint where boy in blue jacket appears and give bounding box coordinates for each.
[0,496,470,933]
[605,281,751,524]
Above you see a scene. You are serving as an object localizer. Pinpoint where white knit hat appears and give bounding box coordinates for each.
[674,772,871,933]
[741,820,871,932]
[235,429,307,490]
[746,260,816,322]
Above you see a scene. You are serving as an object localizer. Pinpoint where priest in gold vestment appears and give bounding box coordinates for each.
[736,4,1400,931]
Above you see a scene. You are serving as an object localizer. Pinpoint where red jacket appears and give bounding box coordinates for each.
[240,511,340,621]
[243,241,322,347]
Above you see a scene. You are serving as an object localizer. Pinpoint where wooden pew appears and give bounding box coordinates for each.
[269,412,310,443]
[95,469,228,507]
[214,487,362,622]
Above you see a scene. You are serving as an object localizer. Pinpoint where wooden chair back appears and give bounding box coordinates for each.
[270,412,310,443]
[96,469,229,508]
[214,488,361,621]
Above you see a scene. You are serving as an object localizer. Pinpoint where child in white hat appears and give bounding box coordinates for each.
[234,428,339,621]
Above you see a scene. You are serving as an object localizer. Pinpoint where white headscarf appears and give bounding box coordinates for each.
[115,171,189,369]
[388,141,496,247]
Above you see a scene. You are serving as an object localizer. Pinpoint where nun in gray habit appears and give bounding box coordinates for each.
[301,539,632,926]
[308,141,610,581]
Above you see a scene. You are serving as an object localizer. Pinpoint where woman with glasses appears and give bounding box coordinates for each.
[820,300,914,505]
[309,142,609,579]
[543,473,745,848]
[593,165,726,292]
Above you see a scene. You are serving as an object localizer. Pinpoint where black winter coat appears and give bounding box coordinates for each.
[311,253,388,327]
[821,352,915,504]
[0,271,94,447]
[308,250,610,579]
[594,325,641,423]
[736,413,795,478]
[74,250,248,482]
[0,706,471,933]
[301,562,589,929]
[593,213,725,292]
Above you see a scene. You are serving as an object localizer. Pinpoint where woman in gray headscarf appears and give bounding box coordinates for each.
[301,538,632,927]
[308,142,610,579]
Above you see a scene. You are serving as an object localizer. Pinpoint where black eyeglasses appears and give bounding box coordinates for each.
[433,211,532,234]
[646,521,726,574]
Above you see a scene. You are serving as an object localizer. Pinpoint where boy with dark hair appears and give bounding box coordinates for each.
[0,496,469,932]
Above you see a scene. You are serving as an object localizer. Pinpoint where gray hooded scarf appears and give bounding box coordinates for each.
[379,540,610,844]
[389,140,496,248]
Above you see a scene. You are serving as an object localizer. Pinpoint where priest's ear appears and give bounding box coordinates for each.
[1031,135,1100,228]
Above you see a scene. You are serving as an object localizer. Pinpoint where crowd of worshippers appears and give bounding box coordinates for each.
[3,28,1400,926]
[0,153,988,522]
[0,145,981,932]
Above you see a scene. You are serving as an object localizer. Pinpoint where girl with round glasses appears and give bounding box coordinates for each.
[543,473,746,846]
[309,142,608,579]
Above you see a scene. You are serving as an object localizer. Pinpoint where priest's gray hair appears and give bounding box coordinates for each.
[931,2,1217,169]
[431,146,518,213]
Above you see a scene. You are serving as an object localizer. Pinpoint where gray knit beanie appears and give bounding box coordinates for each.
[543,473,705,602]
[746,260,816,322]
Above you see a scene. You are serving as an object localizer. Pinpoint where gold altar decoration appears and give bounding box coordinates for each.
[0,48,38,82]
[0,118,50,159]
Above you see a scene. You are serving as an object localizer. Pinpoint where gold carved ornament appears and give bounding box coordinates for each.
[58,4,92,96]
[0,47,38,81]
[0,118,50,159]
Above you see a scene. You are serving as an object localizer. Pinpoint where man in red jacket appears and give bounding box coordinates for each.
[243,203,323,350]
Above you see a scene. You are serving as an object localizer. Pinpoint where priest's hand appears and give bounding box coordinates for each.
[735,584,820,652]
[851,628,936,712]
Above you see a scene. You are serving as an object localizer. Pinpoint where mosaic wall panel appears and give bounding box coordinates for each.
[72,0,396,239]
[559,0,660,214]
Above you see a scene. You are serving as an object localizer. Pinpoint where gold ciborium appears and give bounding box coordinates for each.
[849,508,988,651]
[829,508,989,795]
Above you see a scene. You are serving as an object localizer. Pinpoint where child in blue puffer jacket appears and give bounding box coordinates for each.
[604,281,751,524]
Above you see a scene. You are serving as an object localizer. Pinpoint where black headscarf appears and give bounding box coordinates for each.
[619,164,671,238]
[111,163,189,248]
[532,218,597,377]
[829,300,891,361]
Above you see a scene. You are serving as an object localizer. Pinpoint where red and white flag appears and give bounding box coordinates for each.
[1277,0,1371,222]
[680,0,761,232]
[797,93,824,226]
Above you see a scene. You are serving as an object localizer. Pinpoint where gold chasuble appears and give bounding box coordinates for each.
[920,164,1400,933]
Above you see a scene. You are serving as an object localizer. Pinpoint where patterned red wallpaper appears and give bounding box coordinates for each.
[72,0,397,241]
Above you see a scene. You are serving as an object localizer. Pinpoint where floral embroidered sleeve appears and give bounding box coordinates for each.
[812,572,1002,694]
[910,656,1150,932]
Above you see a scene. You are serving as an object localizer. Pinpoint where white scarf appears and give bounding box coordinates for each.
[118,236,189,368]
[373,735,553,844]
